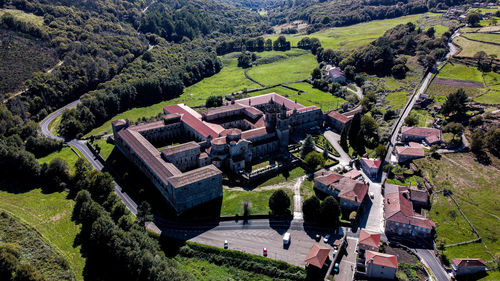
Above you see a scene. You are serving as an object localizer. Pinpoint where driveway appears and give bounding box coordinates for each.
[335,237,358,281]
[323,131,351,165]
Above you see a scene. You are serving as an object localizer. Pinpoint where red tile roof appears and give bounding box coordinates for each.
[162,141,200,156]
[329,68,346,79]
[164,104,221,139]
[327,111,351,124]
[305,244,331,268]
[401,126,442,144]
[366,251,398,269]
[359,229,381,248]
[452,258,487,268]
[236,93,305,110]
[409,189,428,203]
[396,146,425,157]
[241,127,269,140]
[362,158,382,169]
[314,170,368,203]
[295,105,320,113]
[385,185,435,229]
[343,169,362,180]
[203,103,245,119]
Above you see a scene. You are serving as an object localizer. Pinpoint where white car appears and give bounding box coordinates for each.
[324,234,331,243]
[224,240,228,249]
[369,192,375,199]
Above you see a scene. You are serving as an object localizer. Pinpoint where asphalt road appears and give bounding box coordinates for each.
[39,100,138,215]
[415,248,450,281]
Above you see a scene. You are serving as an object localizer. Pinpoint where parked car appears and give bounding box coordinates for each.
[369,192,374,199]
[224,240,228,249]
[283,232,291,246]
[324,234,331,243]
[315,234,321,241]
[333,263,339,274]
[263,248,267,257]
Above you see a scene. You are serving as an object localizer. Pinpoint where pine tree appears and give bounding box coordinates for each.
[340,125,349,151]
[137,201,153,226]
[348,113,361,154]
[300,134,315,159]
[322,144,329,159]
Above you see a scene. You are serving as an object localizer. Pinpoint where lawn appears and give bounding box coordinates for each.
[386,91,408,109]
[453,36,500,58]
[414,153,500,268]
[48,114,62,135]
[463,32,500,44]
[268,14,424,51]
[38,146,81,173]
[0,189,84,281]
[221,188,293,216]
[300,177,315,199]
[286,82,346,112]
[408,109,434,127]
[256,166,306,187]
[436,63,483,82]
[249,85,298,98]
[175,256,273,280]
[246,53,317,85]
[92,138,115,160]
[426,82,482,98]
[483,71,500,86]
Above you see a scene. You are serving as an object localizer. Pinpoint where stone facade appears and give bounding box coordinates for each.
[314,169,368,211]
[112,93,323,214]
[365,251,398,280]
[452,259,487,276]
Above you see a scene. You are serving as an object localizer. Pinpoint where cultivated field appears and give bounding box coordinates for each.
[453,36,500,58]
[436,63,484,83]
[463,32,500,44]
[415,153,500,272]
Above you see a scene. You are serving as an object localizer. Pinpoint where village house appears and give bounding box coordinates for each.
[401,126,442,146]
[452,258,488,277]
[112,93,323,214]
[384,184,435,239]
[343,169,362,181]
[358,229,381,252]
[409,188,429,209]
[395,142,425,163]
[326,110,352,132]
[314,169,369,211]
[305,244,331,269]
[361,158,381,179]
[365,251,398,280]
[326,65,347,84]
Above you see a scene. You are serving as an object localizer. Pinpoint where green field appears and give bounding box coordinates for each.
[463,32,500,44]
[287,83,346,111]
[246,53,316,85]
[176,256,273,280]
[437,63,483,82]
[408,109,434,127]
[484,71,500,86]
[386,91,408,109]
[426,82,483,98]
[474,88,500,104]
[454,36,500,58]
[92,138,115,160]
[221,188,293,216]
[0,189,84,280]
[38,146,81,173]
[415,153,500,269]
[256,166,306,187]
[268,14,424,51]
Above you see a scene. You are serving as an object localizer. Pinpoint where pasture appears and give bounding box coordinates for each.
[453,36,500,58]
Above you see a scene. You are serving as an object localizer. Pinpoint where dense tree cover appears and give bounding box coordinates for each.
[237,51,256,68]
[442,88,469,118]
[302,196,321,222]
[205,95,223,108]
[216,36,290,55]
[257,0,467,32]
[297,37,322,54]
[466,12,481,27]
[59,40,221,137]
[302,195,340,227]
[340,22,450,77]
[268,189,291,215]
[304,151,325,170]
[139,0,267,42]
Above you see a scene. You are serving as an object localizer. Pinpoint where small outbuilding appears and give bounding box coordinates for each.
[452,258,487,276]
[305,244,331,268]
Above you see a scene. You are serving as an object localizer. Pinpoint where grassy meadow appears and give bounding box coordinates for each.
[221,188,293,216]
[386,91,409,109]
[0,189,84,280]
[453,36,500,58]
[436,63,484,82]
[38,146,81,173]
[474,87,500,104]
[415,153,500,269]
[463,32,500,44]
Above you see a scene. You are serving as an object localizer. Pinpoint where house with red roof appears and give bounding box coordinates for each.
[395,146,425,163]
[361,158,381,178]
[401,126,442,146]
[365,251,398,279]
[326,110,352,132]
[358,229,381,252]
[452,258,487,276]
[314,169,368,211]
[384,184,435,239]
[305,244,331,268]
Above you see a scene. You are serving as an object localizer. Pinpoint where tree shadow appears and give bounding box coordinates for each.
[473,151,491,166]
[269,216,291,235]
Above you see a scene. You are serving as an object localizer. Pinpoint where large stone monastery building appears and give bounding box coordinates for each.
[112,93,322,214]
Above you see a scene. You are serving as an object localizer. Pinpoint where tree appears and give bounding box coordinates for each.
[426,27,435,38]
[374,144,387,160]
[237,52,253,68]
[0,244,19,281]
[361,115,378,138]
[304,152,325,170]
[340,125,349,151]
[348,113,361,151]
[486,127,500,154]
[43,158,70,191]
[302,196,320,222]
[311,67,321,80]
[137,201,153,226]
[442,89,468,117]
[13,263,45,281]
[322,144,329,159]
[300,134,315,159]
[443,122,464,140]
[269,189,291,216]
[391,64,407,79]
[405,115,418,127]
[319,196,340,227]
[466,13,481,27]
[206,96,223,108]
